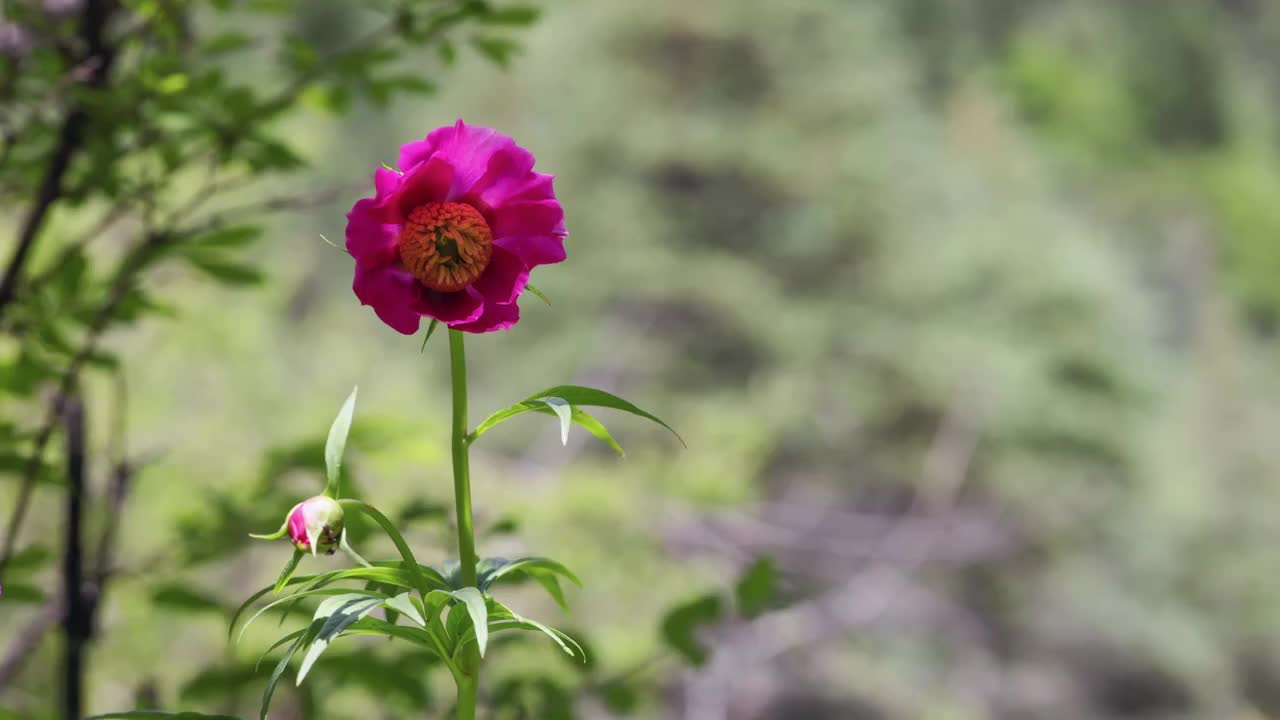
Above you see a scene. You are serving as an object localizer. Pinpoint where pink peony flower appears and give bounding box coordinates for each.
[286,496,344,555]
[345,120,567,334]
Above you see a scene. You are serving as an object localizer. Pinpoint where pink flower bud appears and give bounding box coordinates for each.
[287,496,345,555]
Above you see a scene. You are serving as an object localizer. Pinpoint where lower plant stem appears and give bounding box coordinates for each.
[455,674,478,720]
[448,329,480,718]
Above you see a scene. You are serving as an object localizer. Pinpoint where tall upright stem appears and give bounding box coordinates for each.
[448,329,478,588]
[447,329,480,719]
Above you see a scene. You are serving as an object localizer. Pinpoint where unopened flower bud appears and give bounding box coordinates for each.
[288,496,344,554]
[252,495,345,556]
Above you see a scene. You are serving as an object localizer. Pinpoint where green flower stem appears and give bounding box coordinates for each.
[448,328,481,718]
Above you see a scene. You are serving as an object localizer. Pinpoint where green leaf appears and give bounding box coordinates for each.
[661,593,723,666]
[238,587,386,645]
[482,556,582,590]
[343,616,440,650]
[420,319,440,353]
[231,566,424,639]
[255,628,306,672]
[184,254,264,286]
[296,595,385,684]
[193,225,262,250]
[460,598,585,662]
[261,620,319,720]
[87,707,244,712]
[273,548,304,594]
[383,592,426,627]
[470,35,521,66]
[734,557,779,619]
[471,385,682,448]
[482,4,541,25]
[474,556,583,611]
[525,283,551,305]
[324,387,358,497]
[533,405,625,457]
[6,544,50,574]
[152,584,225,615]
[451,587,489,658]
[1,583,44,603]
[543,397,571,445]
[339,501,436,594]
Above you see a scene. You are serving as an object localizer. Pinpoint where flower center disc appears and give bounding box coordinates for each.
[398,202,493,292]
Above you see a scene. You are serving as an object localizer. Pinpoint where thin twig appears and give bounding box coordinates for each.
[0,601,65,690]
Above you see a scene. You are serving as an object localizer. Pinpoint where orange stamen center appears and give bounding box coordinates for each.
[398,202,493,292]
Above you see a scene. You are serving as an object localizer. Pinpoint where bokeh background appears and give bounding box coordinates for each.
[7,0,1280,718]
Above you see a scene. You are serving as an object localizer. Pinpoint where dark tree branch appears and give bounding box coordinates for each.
[0,0,119,323]
[61,394,87,720]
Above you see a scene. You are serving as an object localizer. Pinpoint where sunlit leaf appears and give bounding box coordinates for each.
[383,592,426,627]
[295,595,384,684]
[471,385,682,449]
[324,387,358,497]
[459,598,585,662]
[543,397,571,445]
[238,587,385,645]
[452,587,488,658]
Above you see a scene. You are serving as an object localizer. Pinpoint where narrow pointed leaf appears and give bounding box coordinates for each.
[339,500,432,594]
[384,592,426,627]
[470,385,681,448]
[483,556,582,588]
[238,587,386,645]
[256,628,306,672]
[525,283,551,305]
[451,587,488,658]
[273,548,304,594]
[542,397,571,445]
[261,620,319,720]
[296,595,384,684]
[324,387,358,497]
[420,319,440,353]
[540,406,625,457]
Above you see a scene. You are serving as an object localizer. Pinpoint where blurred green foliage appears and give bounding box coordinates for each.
[5,0,1280,718]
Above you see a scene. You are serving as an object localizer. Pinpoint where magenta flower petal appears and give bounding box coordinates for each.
[475,170,556,208]
[374,167,401,199]
[346,120,565,334]
[394,156,455,220]
[494,234,567,269]
[489,199,566,239]
[345,198,401,268]
[429,120,523,196]
[353,264,426,335]
[471,246,529,304]
[420,287,485,325]
[451,300,520,334]
[397,123,458,173]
